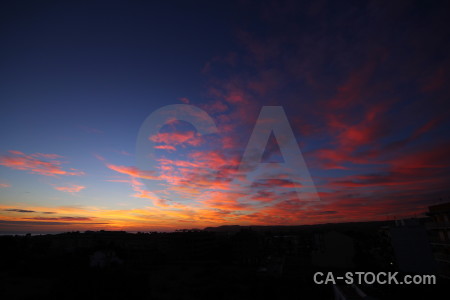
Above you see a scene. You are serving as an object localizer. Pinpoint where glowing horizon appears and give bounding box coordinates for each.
[1,0,450,234]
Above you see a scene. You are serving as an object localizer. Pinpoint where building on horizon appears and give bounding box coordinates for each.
[427,202,450,279]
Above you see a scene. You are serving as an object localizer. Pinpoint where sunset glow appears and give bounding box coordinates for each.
[1,0,449,234]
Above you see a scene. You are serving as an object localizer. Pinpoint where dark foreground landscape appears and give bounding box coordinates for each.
[1,209,449,300]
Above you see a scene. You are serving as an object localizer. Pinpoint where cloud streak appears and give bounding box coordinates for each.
[54,185,86,193]
[0,151,84,177]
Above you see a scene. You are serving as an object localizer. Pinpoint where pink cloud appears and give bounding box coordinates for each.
[179,97,190,104]
[0,151,84,176]
[154,145,176,151]
[149,131,202,147]
[0,182,11,188]
[31,153,63,159]
[153,198,191,210]
[118,150,132,156]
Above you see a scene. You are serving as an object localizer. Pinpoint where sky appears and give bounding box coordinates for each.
[1,0,450,234]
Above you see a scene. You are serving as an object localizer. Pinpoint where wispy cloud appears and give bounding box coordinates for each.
[0,220,105,226]
[80,125,103,134]
[3,208,56,214]
[4,208,35,213]
[54,185,86,193]
[149,131,203,147]
[154,145,176,151]
[105,163,159,180]
[0,151,84,176]
[178,97,190,104]
[0,182,11,188]
[24,216,93,221]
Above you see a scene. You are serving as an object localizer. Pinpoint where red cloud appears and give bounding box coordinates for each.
[149,131,202,147]
[0,151,84,176]
[327,60,377,110]
[200,100,228,114]
[154,150,240,190]
[421,65,446,92]
[390,142,450,172]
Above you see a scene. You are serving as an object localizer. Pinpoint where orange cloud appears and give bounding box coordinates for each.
[0,150,84,176]
[105,163,159,180]
[201,191,249,211]
[153,198,191,210]
[54,185,86,193]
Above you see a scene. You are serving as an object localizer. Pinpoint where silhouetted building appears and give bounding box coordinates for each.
[388,218,436,274]
[333,284,375,300]
[312,231,355,269]
[427,202,450,279]
[90,250,123,268]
